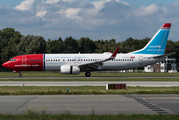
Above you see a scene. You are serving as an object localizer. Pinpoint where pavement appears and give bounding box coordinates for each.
[1,81,179,87]
[0,95,178,115]
[1,76,179,79]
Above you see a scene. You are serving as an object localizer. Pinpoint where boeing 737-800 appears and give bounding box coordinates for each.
[2,23,174,77]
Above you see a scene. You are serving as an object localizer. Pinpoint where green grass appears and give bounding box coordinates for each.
[0,86,179,95]
[0,114,179,120]
[1,71,179,77]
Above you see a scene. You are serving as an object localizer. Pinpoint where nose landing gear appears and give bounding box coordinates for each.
[13,70,22,77]
[85,72,91,77]
[19,71,22,77]
[19,74,22,77]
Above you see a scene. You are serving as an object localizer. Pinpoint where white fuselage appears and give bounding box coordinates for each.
[44,53,165,71]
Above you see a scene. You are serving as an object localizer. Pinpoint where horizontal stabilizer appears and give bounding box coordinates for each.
[153,52,175,58]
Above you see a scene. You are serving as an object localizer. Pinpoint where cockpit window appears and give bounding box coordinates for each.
[10,59,16,61]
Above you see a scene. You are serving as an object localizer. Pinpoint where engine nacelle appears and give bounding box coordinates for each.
[61,65,80,74]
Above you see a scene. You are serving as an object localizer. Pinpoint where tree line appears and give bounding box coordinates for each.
[0,28,178,70]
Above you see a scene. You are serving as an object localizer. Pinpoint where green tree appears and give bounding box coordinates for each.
[0,28,21,63]
[46,37,65,53]
[64,36,79,53]
[16,35,46,55]
[78,37,96,53]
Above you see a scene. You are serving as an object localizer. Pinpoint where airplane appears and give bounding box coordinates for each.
[2,23,174,77]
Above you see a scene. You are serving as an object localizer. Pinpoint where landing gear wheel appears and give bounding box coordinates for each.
[19,74,22,77]
[85,72,91,77]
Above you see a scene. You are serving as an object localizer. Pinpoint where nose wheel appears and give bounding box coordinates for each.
[19,74,22,77]
[19,71,22,77]
[85,72,91,77]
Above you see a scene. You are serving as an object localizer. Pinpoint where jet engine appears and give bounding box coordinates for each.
[60,65,80,74]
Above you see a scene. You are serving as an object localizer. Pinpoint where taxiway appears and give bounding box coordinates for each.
[1,76,179,79]
[0,95,178,115]
[0,81,179,87]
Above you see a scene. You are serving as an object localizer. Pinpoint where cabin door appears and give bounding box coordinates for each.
[139,56,143,65]
[22,56,26,66]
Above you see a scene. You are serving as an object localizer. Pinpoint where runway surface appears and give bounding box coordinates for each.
[1,76,179,79]
[1,81,179,87]
[0,95,178,115]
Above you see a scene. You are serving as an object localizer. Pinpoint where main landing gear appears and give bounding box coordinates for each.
[85,72,91,77]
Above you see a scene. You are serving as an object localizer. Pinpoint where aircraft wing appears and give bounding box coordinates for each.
[77,47,119,70]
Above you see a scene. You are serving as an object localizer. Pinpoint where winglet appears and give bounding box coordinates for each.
[111,47,119,58]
